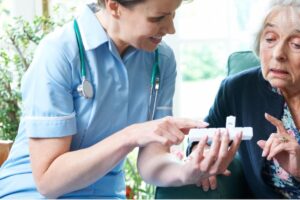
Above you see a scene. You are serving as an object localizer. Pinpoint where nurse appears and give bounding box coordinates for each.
[0,0,242,198]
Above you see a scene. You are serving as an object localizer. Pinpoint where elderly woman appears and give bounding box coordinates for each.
[190,0,300,198]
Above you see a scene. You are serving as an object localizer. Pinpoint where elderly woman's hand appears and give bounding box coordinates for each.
[257,113,300,179]
[181,130,242,185]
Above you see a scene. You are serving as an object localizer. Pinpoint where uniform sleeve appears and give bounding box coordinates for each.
[153,44,176,119]
[21,36,77,138]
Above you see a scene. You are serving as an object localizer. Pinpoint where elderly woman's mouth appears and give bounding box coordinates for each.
[270,68,289,76]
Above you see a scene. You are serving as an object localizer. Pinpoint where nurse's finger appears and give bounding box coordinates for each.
[200,178,210,192]
[216,132,242,173]
[196,180,202,187]
[218,130,230,157]
[193,135,208,164]
[167,117,209,130]
[201,130,221,172]
[265,113,287,135]
[222,169,231,176]
[213,130,230,171]
[165,122,185,144]
[208,176,217,190]
[228,131,242,156]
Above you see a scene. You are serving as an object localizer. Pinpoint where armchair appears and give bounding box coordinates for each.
[155,51,260,199]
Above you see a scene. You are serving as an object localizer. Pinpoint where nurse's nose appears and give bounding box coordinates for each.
[162,15,176,35]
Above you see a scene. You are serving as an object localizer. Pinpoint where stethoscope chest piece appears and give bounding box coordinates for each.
[77,78,93,99]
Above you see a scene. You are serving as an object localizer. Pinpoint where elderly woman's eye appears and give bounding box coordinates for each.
[263,31,277,44]
[265,38,275,43]
[291,42,300,49]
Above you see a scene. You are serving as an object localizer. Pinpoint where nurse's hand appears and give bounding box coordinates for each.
[194,145,231,192]
[126,116,209,147]
[181,130,242,185]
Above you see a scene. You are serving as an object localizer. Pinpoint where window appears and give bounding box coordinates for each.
[169,0,270,119]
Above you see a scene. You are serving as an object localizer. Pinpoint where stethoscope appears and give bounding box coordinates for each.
[74,19,94,99]
[73,19,160,120]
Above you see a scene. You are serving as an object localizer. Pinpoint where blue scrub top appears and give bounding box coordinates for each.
[0,5,177,199]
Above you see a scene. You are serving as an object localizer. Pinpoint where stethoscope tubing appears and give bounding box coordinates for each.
[74,20,86,78]
[74,19,160,120]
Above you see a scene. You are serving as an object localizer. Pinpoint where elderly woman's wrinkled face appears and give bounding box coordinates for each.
[260,7,300,93]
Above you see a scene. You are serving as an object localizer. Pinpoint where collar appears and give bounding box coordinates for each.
[76,5,108,51]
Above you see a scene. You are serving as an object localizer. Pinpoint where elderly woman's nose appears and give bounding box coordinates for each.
[273,41,287,61]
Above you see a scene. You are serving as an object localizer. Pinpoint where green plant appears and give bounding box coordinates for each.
[0,1,76,141]
[0,15,60,140]
[124,151,155,199]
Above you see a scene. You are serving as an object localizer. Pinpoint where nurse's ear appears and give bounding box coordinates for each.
[106,0,121,18]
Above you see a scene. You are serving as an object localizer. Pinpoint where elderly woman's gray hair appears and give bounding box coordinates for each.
[254,0,300,56]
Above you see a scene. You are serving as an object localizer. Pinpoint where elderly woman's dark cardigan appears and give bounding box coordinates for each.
[205,66,287,198]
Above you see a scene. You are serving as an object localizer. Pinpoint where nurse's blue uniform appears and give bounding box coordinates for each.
[0,5,176,199]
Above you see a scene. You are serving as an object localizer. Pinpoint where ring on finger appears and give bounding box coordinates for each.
[279,136,289,143]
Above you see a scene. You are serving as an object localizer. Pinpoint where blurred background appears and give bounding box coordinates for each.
[0,0,271,119]
[0,0,271,198]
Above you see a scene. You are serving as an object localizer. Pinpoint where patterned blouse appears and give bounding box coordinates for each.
[262,89,300,198]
